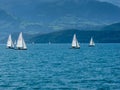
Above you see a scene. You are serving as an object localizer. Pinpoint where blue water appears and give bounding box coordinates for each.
[0,44,120,90]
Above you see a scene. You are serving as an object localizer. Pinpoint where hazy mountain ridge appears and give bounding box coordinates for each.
[0,0,120,34]
[29,29,120,43]
[0,0,120,41]
[99,0,120,7]
[1,32,36,44]
[0,9,20,31]
[102,22,120,31]
[2,23,120,43]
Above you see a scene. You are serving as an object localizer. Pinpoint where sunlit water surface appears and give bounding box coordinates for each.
[0,44,120,90]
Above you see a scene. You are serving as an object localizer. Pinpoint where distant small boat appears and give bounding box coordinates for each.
[6,34,14,49]
[16,32,27,50]
[32,42,35,44]
[49,41,51,45]
[89,37,95,47]
[71,34,80,49]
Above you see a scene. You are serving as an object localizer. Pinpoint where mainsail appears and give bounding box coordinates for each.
[89,37,95,46]
[16,32,27,50]
[7,34,14,48]
[72,34,80,48]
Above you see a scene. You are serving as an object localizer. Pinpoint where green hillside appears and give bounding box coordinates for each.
[30,29,120,43]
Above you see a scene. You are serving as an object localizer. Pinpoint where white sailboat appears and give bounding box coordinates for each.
[89,37,95,47]
[72,34,80,49]
[7,34,14,49]
[16,32,27,50]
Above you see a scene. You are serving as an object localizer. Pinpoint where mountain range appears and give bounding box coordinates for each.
[102,22,120,31]
[29,29,120,43]
[0,0,120,43]
[0,0,120,35]
[2,21,120,44]
[98,0,120,7]
[3,25,120,44]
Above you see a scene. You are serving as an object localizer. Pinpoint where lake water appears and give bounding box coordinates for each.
[0,44,120,90]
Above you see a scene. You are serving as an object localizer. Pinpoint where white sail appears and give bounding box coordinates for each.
[16,32,27,49]
[76,40,80,47]
[23,39,27,49]
[72,34,77,47]
[72,34,80,48]
[7,34,14,48]
[89,37,95,46]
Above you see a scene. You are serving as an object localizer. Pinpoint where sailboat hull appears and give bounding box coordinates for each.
[89,45,95,47]
[72,46,80,49]
[15,49,27,50]
[15,47,27,50]
[7,46,14,49]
